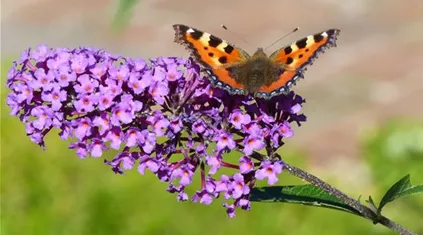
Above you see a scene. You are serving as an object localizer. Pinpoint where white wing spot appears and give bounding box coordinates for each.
[200,33,211,45]
[306,36,314,47]
[187,28,195,33]
[217,41,229,51]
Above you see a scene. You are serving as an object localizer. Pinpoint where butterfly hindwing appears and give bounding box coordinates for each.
[173,24,249,94]
[255,70,296,99]
[256,29,340,99]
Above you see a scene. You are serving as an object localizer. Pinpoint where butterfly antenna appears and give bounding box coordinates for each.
[221,24,252,47]
[264,27,300,51]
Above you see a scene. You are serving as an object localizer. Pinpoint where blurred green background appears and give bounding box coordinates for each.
[2,0,423,234]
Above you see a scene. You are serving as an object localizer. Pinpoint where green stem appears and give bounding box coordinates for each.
[284,162,416,235]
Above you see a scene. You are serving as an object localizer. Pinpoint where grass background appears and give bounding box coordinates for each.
[1,60,422,235]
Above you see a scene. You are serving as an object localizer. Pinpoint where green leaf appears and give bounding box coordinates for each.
[111,0,139,30]
[250,185,361,216]
[377,174,423,214]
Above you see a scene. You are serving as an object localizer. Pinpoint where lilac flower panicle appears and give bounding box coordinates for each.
[6,45,307,218]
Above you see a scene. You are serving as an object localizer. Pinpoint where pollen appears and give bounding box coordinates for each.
[266,167,273,173]
[102,98,110,105]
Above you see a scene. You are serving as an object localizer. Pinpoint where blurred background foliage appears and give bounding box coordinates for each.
[2,0,423,234]
[111,0,139,31]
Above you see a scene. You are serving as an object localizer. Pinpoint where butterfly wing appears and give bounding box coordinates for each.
[173,24,250,94]
[256,29,340,99]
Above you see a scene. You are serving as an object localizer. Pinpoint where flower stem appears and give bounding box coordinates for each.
[283,162,416,235]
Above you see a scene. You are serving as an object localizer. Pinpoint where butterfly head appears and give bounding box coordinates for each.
[252,48,268,58]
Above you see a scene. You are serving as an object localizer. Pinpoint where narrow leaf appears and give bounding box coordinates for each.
[250,185,361,216]
[377,174,423,214]
[366,196,378,213]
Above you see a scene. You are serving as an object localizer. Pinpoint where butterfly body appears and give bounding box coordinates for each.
[173,24,340,99]
[224,48,282,95]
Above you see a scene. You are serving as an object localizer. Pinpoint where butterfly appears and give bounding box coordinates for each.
[173,24,340,99]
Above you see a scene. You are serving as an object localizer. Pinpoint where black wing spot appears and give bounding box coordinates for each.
[224,45,234,54]
[208,35,222,47]
[305,48,310,52]
[286,57,294,64]
[218,56,228,64]
[284,46,293,55]
[204,46,208,50]
[208,52,214,57]
[298,54,303,59]
[314,34,324,43]
[296,38,308,49]
[190,30,203,40]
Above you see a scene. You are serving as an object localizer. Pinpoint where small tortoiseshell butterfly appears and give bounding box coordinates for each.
[173,24,340,99]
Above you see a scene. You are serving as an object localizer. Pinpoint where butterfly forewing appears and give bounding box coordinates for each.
[173,24,250,69]
[173,24,250,94]
[269,29,340,70]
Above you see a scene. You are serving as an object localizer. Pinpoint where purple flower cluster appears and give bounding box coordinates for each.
[6,45,307,217]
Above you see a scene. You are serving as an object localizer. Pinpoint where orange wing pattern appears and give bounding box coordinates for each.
[173,24,249,94]
[256,29,340,99]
